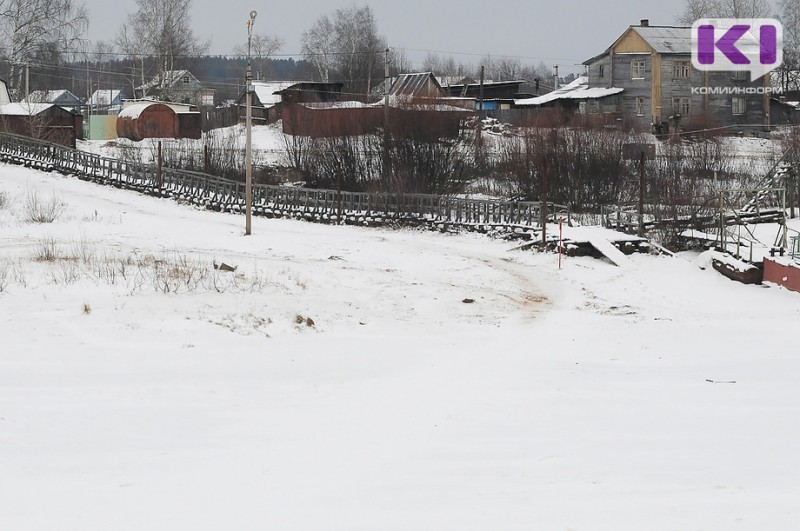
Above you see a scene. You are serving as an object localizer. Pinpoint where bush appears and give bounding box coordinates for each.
[24,189,65,223]
[33,238,61,262]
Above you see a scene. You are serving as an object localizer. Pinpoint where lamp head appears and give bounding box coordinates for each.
[250,10,257,20]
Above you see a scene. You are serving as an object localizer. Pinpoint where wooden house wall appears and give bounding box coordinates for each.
[611,53,653,126]
[591,51,774,131]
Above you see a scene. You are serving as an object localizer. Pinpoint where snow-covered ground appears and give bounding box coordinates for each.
[2,163,800,530]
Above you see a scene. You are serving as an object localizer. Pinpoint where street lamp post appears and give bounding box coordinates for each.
[245,10,257,236]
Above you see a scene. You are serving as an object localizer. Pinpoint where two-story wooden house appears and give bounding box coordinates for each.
[583,20,773,133]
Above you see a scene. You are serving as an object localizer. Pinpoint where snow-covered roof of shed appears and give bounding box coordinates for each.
[0,102,55,115]
[252,81,301,107]
[514,76,623,106]
[300,101,375,109]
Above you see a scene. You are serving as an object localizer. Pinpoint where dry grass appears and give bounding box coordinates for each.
[24,189,66,223]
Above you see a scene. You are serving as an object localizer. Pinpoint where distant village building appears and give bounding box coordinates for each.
[135,70,211,107]
[88,89,127,115]
[580,20,792,133]
[0,102,83,147]
[444,79,528,111]
[389,72,445,99]
[281,73,471,138]
[22,90,82,114]
[515,76,623,114]
[236,81,304,125]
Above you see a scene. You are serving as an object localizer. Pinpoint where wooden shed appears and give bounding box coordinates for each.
[116,102,180,141]
[0,102,82,147]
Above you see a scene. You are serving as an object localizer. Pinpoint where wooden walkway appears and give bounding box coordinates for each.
[0,132,569,231]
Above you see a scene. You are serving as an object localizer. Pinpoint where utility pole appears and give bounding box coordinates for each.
[553,65,559,90]
[245,10,257,236]
[383,48,390,184]
[479,65,485,116]
[541,159,548,248]
[25,62,29,100]
[638,150,646,237]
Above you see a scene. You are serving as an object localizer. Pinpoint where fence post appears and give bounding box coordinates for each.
[157,141,163,196]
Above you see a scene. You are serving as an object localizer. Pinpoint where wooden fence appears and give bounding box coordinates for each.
[0,132,568,229]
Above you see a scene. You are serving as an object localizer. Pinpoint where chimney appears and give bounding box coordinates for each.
[640,19,650,27]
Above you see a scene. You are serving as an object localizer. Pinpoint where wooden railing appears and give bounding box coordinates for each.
[0,132,569,229]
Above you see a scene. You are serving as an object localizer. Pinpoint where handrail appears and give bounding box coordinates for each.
[0,131,569,229]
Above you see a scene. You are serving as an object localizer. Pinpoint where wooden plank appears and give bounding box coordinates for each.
[586,236,634,268]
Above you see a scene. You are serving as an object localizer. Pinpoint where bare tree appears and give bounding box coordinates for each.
[0,0,88,97]
[116,0,209,99]
[777,0,800,92]
[301,5,386,96]
[491,57,523,81]
[421,53,462,77]
[302,14,335,82]
[233,33,284,80]
[332,5,385,96]
[678,0,771,24]
[392,47,413,75]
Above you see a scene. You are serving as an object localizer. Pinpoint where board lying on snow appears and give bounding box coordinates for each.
[586,236,633,268]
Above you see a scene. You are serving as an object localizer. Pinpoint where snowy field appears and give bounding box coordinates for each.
[2,163,800,530]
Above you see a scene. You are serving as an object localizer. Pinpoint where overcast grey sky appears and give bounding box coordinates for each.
[86,0,683,75]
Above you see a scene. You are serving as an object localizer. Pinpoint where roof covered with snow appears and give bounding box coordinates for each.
[117,102,176,119]
[0,102,59,115]
[514,76,623,106]
[251,81,301,107]
[136,70,199,91]
[89,90,124,106]
[22,90,81,104]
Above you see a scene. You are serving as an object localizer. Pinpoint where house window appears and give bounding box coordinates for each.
[672,97,691,116]
[673,60,690,79]
[732,96,746,115]
[731,70,748,81]
[635,97,646,116]
[631,60,646,79]
[599,64,605,78]
[182,76,190,84]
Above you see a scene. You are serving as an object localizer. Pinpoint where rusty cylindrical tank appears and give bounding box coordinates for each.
[116,103,180,141]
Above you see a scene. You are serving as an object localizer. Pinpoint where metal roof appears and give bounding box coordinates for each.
[514,76,623,106]
[389,72,443,97]
[633,26,693,54]
[0,102,56,115]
